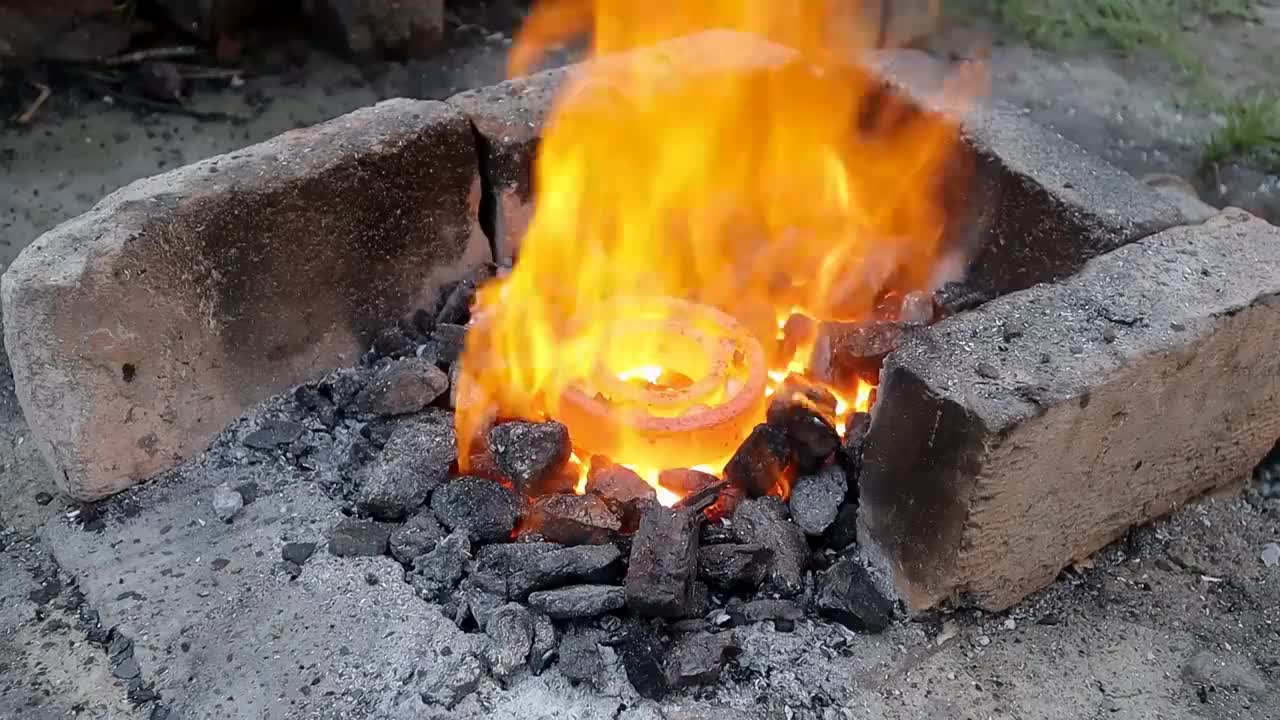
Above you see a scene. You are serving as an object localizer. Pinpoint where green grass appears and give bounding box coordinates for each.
[1203,93,1280,171]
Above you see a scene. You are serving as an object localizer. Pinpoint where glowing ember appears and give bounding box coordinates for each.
[456,0,980,505]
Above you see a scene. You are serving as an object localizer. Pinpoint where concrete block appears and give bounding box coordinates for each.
[2,99,490,500]
[859,209,1280,611]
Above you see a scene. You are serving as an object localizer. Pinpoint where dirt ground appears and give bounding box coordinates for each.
[1,3,1278,719]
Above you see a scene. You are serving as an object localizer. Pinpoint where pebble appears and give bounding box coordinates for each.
[1002,618,1017,631]
[977,635,991,647]
[211,483,244,522]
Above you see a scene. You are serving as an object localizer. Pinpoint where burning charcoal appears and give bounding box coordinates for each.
[775,313,818,366]
[211,483,244,522]
[483,603,534,679]
[898,290,935,325]
[328,517,391,557]
[432,323,468,367]
[732,498,807,597]
[723,424,795,498]
[353,357,449,416]
[389,510,446,565]
[430,476,521,545]
[697,544,772,592]
[529,612,557,675]
[705,483,744,522]
[626,505,700,617]
[789,465,848,536]
[409,530,471,602]
[766,393,840,473]
[659,468,720,497]
[488,420,572,495]
[664,631,740,688]
[621,622,670,700]
[672,480,729,514]
[814,557,893,632]
[740,598,804,626]
[281,542,316,566]
[354,413,456,521]
[371,326,417,359]
[809,320,903,391]
[823,504,859,550]
[526,585,626,620]
[558,628,605,685]
[774,374,838,416]
[507,544,622,599]
[700,521,736,545]
[837,411,871,484]
[243,419,305,450]
[587,457,657,528]
[525,494,621,546]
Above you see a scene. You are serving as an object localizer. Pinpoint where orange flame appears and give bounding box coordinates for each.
[456,1,981,501]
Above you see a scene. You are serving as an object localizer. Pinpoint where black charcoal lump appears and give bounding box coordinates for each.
[626,506,700,617]
[354,414,456,521]
[488,420,572,495]
[815,557,894,632]
[430,476,521,544]
[697,544,772,592]
[389,510,447,565]
[731,498,807,597]
[527,585,626,620]
[354,357,449,416]
[664,631,740,687]
[723,424,795,497]
[507,544,622,599]
[525,494,621,545]
[789,465,848,535]
[410,530,471,602]
[328,518,391,557]
[483,603,535,679]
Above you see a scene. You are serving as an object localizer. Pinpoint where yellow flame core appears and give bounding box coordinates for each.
[457,0,979,496]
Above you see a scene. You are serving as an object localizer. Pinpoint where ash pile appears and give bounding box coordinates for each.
[233,264,910,700]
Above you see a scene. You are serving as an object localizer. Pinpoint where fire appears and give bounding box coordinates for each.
[456,0,980,503]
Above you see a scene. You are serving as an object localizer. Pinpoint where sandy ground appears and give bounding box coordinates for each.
[1,6,1279,719]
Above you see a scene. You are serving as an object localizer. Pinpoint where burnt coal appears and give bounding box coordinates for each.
[773,374,838,416]
[353,413,456,521]
[671,480,730,514]
[789,465,848,536]
[472,542,563,596]
[557,628,605,685]
[738,598,804,631]
[723,424,795,498]
[700,521,736,545]
[732,498,807,597]
[243,419,305,449]
[698,544,771,592]
[409,530,471,602]
[281,542,316,566]
[658,468,720,497]
[354,358,449,416]
[371,326,417,359]
[294,385,337,427]
[320,368,371,411]
[489,421,572,495]
[483,603,534,679]
[809,320,903,391]
[823,504,859,550]
[837,411,871,484]
[430,476,521,545]
[766,392,840,473]
[587,457,656,528]
[431,323,468,367]
[507,544,622,599]
[665,631,740,688]
[775,314,817,367]
[529,612,558,675]
[626,506,700,618]
[934,281,991,317]
[814,557,893,633]
[621,622,670,700]
[527,585,626,620]
[389,510,446,565]
[525,493,621,546]
[456,578,505,629]
[328,518,390,557]
[898,290,935,325]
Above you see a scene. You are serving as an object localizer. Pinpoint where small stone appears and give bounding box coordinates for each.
[409,530,471,602]
[664,631,740,687]
[281,542,316,566]
[526,585,626,620]
[525,494,621,545]
[815,558,893,632]
[697,544,772,592]
[975,361,1000,380]
[488,420,572,495]
[328,517,391,557]
[354,357,449,416]
[558,629,604,684]
[211,483,244,522]
[483,603,534,679]
[977,635,991,647]
[389,510,447,565]
[789,465,848,535]
[354,412,457,521]
[732,498,807,597]
[1261,543,1280,568]
[809,320,902,390]
[723,423,795,497]
[507,544,622,599]
[528,612,557,675]
[431,476,521,545]
[243,419,305,449]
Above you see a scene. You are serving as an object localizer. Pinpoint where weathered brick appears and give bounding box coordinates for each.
[859,210,1280,611]
[1,99,490,500]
